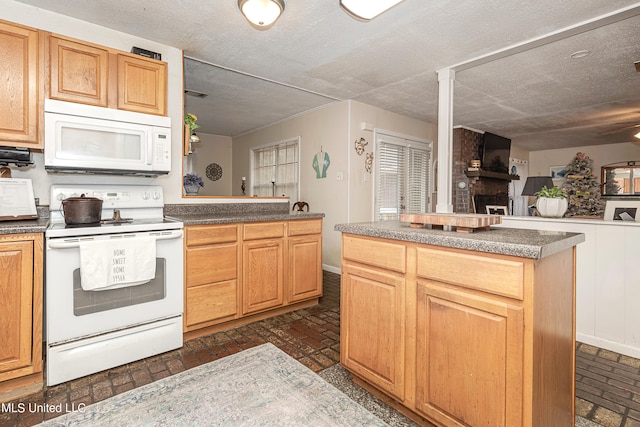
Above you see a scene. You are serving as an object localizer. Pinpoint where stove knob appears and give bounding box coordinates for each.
[142,191,150,200]
[57,193,65,201]
[152,191,161,200]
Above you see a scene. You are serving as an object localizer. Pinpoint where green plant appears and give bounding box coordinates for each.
[535,185,567,199]
[184,113,200,134]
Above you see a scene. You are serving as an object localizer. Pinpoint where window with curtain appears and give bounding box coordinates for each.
[375,133,432,221]
[251,138,299,200]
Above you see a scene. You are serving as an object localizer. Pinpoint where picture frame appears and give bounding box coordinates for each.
[549,165,567,181]
[486,205,508,215]
[603,200,640,222]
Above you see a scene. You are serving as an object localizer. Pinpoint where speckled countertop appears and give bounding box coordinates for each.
[164,203,323,226]
[0,206,49,235]
[335,221,585,259]
[170,211,324,226]
[0,218,48,235]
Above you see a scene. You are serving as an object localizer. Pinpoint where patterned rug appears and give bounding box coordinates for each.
[39,343,387,426]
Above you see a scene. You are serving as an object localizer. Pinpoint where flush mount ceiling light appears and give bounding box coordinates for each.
[340,0,405,21]
[635,131,640,140]
[238,0,285,29]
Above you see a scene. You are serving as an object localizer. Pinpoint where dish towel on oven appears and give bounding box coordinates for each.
[79,236,156,291]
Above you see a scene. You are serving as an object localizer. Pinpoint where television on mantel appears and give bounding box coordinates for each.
[482,132,511,174]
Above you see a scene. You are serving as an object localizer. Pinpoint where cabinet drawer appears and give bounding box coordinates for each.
[243,222,285,240]
[343,235,406,273]
[185,281,237,327]
[416,247,524,300]
[289,219,322,236]
[186,224,238,246]
[186,244,237,287]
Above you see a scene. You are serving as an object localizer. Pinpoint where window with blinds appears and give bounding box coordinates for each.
[251,138,299,200]
[375,134,432,221]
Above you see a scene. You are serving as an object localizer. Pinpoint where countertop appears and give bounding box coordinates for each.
[169,211,324,226]
[335,220,585,259]
[0,217,48,235]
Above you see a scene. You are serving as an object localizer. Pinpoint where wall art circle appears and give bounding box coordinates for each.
[205,163,223,181]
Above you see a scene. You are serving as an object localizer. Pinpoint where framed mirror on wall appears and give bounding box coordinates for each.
[601,164,640,196]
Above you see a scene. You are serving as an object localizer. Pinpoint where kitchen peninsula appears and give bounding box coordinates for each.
[335,220,584,426]
[166,203,324,339]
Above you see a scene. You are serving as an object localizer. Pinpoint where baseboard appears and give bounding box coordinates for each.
[322,264,341,275]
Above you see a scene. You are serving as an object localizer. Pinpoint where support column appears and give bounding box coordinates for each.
[436,68,455,213]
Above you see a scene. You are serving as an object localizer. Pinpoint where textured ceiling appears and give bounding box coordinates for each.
[15,0,640,151]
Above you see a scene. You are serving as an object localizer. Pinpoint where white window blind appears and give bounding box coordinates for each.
[251,138,299,200]
[375,134,431,221]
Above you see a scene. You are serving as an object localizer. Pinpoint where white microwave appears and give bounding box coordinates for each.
[44,99,172,176]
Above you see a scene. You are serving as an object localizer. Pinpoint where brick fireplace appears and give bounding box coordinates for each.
[452,127,511,213]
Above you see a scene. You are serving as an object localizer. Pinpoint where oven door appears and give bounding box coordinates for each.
[45,229,183,344]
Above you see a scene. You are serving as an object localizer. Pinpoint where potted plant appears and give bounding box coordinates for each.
[534,185,568,217]
[183,173,204,195]
[184,113,200,143]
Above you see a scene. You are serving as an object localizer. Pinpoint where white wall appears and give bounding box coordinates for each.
[184,133,233,196]
[232,102,350,270]
[528,142,640,178]
[3,1,185,205]
[232,100,436,271]
[347,100,437,223]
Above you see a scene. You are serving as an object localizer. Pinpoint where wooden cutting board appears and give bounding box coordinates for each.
[400,213,501,233]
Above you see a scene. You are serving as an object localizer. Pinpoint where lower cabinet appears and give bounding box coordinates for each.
[415,281,524,426]
[341,263,405,401]
[184,219,322,335]
[242,237,284,314]
[340,233,576,427]
[0,233,43,398]
[184,224,240,331]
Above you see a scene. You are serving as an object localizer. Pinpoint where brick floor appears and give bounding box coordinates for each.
[0,271,637,426]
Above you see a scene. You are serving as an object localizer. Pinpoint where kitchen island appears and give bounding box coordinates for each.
[335,220,584,427]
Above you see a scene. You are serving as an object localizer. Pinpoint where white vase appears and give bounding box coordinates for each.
[536,197,568,218]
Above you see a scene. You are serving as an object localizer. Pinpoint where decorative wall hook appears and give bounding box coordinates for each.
[365,152,374,173]
[354,137,368,155]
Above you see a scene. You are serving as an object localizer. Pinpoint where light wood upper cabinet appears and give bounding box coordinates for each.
[48,34,167,116]
[0,233,43,393]
[0,21,41,148]
[117,54,167,116]
[49,36,109,107]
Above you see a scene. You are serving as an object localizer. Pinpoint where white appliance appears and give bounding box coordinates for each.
[45,184,183,386]
[44,99,172,176]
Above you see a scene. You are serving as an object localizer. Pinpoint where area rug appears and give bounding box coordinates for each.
[319,364,603,427]
[40,343,388,426]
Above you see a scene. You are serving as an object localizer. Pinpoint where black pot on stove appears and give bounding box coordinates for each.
[61,194,103,225]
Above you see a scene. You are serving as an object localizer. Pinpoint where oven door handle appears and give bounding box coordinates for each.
[47,230,184,249]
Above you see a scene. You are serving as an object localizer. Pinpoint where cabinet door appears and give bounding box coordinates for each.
[415,281,524,427]
[117,54,167,115]
[287,234,322,303]
[49,36,109,106]
[242,238,284,314]
[341,263,405,400]
[0,240,34,375]
[0,21,39,147]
